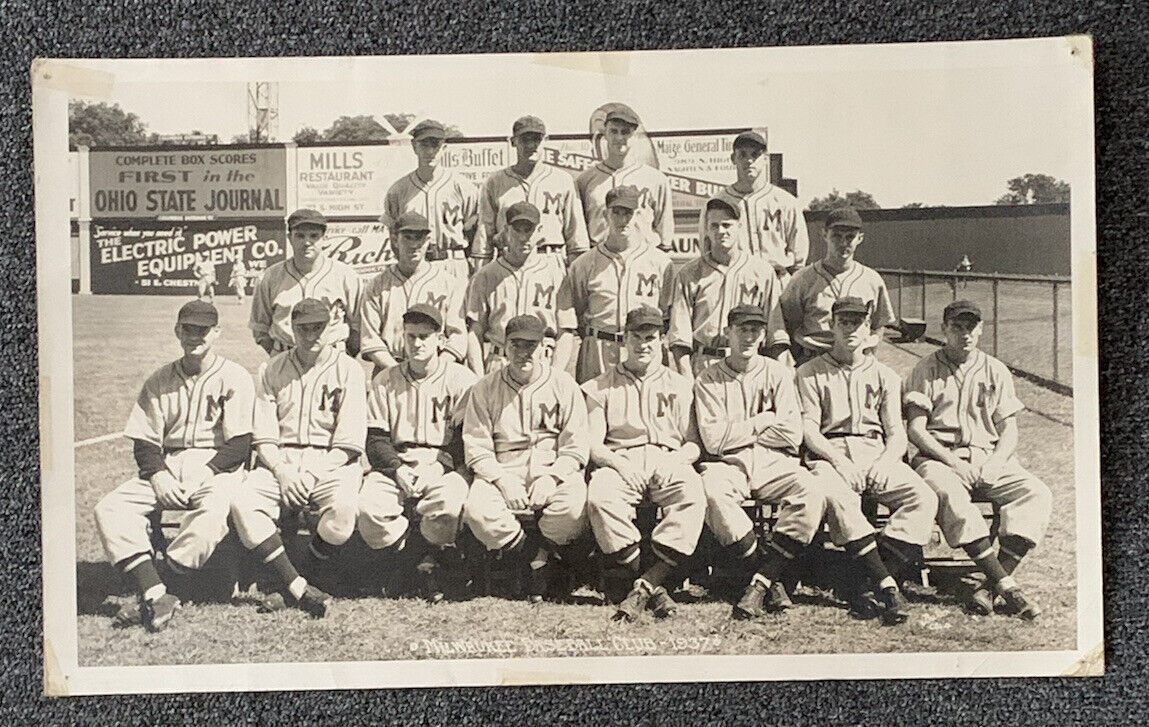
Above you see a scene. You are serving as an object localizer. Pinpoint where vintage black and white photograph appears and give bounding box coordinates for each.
[35,37,1100,695]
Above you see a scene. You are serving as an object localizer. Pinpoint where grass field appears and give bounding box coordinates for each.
[72,295,1078,667]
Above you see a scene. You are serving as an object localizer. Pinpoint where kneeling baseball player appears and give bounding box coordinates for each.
[462,315,591,601]
[583,306,706,622]
[357,304,478,601]
[797,297,938,623]
[905,300,1050,619]
[95,301,254,632]
[230,298,367,617]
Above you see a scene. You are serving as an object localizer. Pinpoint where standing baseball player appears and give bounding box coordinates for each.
[780,207,894,366]
[575,104,674,251]
[583,306,705,622]
[669,197,788,380]
[702,131,809,283]
[250,208,362,357]
[381,119,487,280]
[693,304,826,619]
[194,258,217,303]
[466,201,577,375]
[229,258,248,303]
[479,115,589,272]
[796,297,938,621]
[357,304,478,601]
[230,298,367,617]
[904,300,1050,619]
[360,211,468,375]
[560,185,675,384]
[462,315,590,601]
[94,300,254,631]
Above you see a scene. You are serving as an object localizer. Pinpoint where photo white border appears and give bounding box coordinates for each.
[35,36,1102,696]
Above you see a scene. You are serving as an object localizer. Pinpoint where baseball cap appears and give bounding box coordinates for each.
[943,299,983,322]
[402,303,444,331]
[287,208,327,230]
[832,297,871,317]
[512,115,546,137]
[733,130,768,150]
[825,207,864,229]
[506,201,541,226]
[395,211,431,233]
[177,300,218,327]
[624,306,664,332]
[291,298,330,325]
[727,304,769,327]
[604,104,641,127]
[705,197,740,219]
[605,185,641,211]
[505,314,547,342]
[410,119,446,140]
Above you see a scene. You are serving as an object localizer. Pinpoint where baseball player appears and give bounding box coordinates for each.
[381,119,487,280]
[479,115,589,272]
[702,131,809,283]
[904,300,1050,619]
[94,300,254,631]
[583,306,705,622]
[229,258,248,303]
[250,208,362,357]
[360,211,468,375]
[194,258,216,303]
[575,104,674,251]
[668,197,788,380]
[693,304,826,619]
[796,297,938,621]
[461,314,590,602]
[560,185,675,384]
[357,304,478,601]
[780,207,894,366]
[230,298,367,617]
[466,201,577,375]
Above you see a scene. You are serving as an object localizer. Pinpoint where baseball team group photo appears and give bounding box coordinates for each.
[40,41,1099,691]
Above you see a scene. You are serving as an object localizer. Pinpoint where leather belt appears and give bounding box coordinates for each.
[825,431,883,441]
[580,326,624,343]
[694,343,728,357]
[425,248,467,261]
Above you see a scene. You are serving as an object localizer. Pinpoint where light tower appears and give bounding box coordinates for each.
[246,82,279,143]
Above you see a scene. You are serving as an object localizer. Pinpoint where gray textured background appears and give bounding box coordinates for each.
[6,1,1145,722]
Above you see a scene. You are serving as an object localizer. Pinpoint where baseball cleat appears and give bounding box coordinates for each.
[647,586,678,619]
[140,593,181,633]
[415,557,445,604]
[113,600,143,628]
[525,565,548,604]
[732,580,767,620]
[877,587,910,626]
[966,586,995,616]
[846,591,882,621]
[763,581,793,613]
[297,585,332,618]
[613,584,651,622]
[999,587,1042,621]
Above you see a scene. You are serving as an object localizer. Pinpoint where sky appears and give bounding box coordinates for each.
[70,39,1090,209]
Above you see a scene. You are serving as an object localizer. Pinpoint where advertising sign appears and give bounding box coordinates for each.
[322,220,394,277]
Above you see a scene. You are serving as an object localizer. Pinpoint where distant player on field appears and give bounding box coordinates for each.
[229,258,248,303]
[194,258,216,303]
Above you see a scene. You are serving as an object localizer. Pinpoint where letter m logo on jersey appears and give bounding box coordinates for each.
[319,385,343,414]
[204,392,231,423]
[655,393,676,418]
[864,384,882,411]
[738,283,760,303]
[430,395,452,425]
[634,273,659,298]
[532,283,555,309]
[977,382,997,409]
[764,208,783,234]
[424,291,447,309]
[441,202,463,228]
[757,389,774,414]
[541,191,565,215]
[537,401,561,431]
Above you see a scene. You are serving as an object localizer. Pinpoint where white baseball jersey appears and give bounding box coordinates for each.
[253,347,367,454]
[359,262,467,362]
[229,260,248,284]
[575,162,674,249]
[465,255,577,347]
[903,348,1025,450]
[559,242,674,334]
[249,255,362,351]
[193,259,216,283]
[125,354,254,450]
[667,252,788,352]
[381,167,488,261]
[581,363,695,451]
[795,353,901,438]
[479,164,589,258]
[693,355,804,457]
[780,261,895,352]
[702,184,809,271]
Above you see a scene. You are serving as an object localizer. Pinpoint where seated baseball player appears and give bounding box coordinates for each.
[461,314,591,602]
[779,207,895,366]
[668,197,789,380]
[905,300,1050,619]
[466,201,576,375]
[796,297,939,623]
[230,298,367,617]
[94,300,254,632]
[356,304,479,602]
[583,306,706,622]
[694,304,827,620]
[360,211,468,376]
